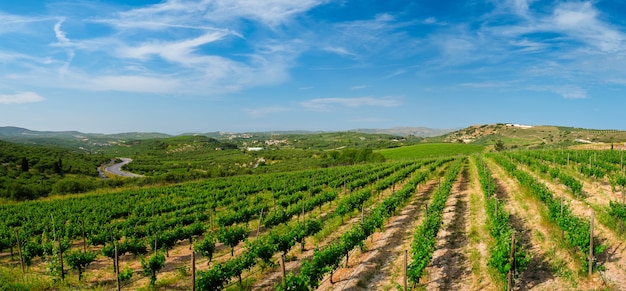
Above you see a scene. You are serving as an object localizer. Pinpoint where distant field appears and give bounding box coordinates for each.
[377,143,484,160]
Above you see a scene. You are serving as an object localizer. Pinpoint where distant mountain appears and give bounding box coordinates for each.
[0,126,171,150]
[350,127,459,137]
[197,127,452,138]
[0,126,83,138]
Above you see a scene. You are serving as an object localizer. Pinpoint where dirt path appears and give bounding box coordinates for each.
[486,157,579,291]
[425,163,471,290]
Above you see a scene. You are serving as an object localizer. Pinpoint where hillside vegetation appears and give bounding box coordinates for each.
[431,123,626,149]
[0,141,110,200]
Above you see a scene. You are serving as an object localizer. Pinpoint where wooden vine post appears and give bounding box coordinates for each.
[495,198,498,217]
[15,230,24,273]
[82,219,87,253]
[58,231,65,281]
[589,211,594,276]
[404,249,408,291]
[508,232,516,291]
[361,206,364,224]
[301,195,306,223]
[191,249,196,291]
[115,243,120,291]
[619,185,626,234]
[560,195,564,239]
[257,208,264,240]
[281,253,287,286]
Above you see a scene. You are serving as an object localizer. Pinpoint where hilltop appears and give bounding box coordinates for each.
[429,123,626,149]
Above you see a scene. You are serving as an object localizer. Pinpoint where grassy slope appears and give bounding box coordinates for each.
[431,124,626,149]
[377,143,485,160]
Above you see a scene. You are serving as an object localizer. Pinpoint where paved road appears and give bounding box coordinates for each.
[104,158,143,178]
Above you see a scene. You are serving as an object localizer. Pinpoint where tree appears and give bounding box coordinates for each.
[21,157,29,172]
[141,252,166,287]
[65,250,97,281]
[494,139,506,152]
[217,226,248,256]
[54,159,63,175]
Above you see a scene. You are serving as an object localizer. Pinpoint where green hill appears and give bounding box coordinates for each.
[428,123,626,149]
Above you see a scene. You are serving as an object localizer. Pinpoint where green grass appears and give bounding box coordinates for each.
[377,143,484,160]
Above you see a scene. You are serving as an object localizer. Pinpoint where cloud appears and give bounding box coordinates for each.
[549,2,624,52]
[300,96,401,111]
[116,31,232,65]
[555,85,587,99]
[244,106,290,117]
[53,18,70,45]
[459,82,511,88]
[316,13,421,62]
[0,12,54,35]
[423,17,437,24]
[0,92,45,104]
[378,69,406,80]
[350,85,369,90]
[98,0,327,29]
[322,46,356,57]
[528,85,588,99]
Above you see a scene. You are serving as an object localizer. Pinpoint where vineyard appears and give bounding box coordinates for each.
[2,148,626,290]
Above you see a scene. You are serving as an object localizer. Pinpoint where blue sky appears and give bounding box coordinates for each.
[1,0,625,134]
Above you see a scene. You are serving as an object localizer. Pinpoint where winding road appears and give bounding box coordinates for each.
[103,158,143,178]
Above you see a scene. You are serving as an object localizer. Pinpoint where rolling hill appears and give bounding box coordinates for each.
[429,123,626,149]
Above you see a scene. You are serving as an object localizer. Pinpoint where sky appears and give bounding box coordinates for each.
[1,0,626,134]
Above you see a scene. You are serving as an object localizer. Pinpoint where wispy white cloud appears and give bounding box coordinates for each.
[459,82,511,88]
[116,31,231,65]
[316,13,421,62]
[244,106,290,117]
[350,85,369,90]
[528,85,588,99]
[300,96,401,111]
[0,12,54,34]
[97,0,327,29]
[549,2,624,52]
[555,85,587,99]
[423,17,437,24]
[53,18,70,46]
[0,0,318,97]
[322,46,356,57]
[0,92,44,104]
[378,69,407,80]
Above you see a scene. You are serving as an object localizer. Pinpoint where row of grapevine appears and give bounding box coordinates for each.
[506,152,583,197]
[407,158,463,285]
[492,154,604,272]
[194,159,445,290]
[277,159,451,290]
[1,162,419,285]
[196,219,323,290]
[0,161,403,252]
[475,156,529,283]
